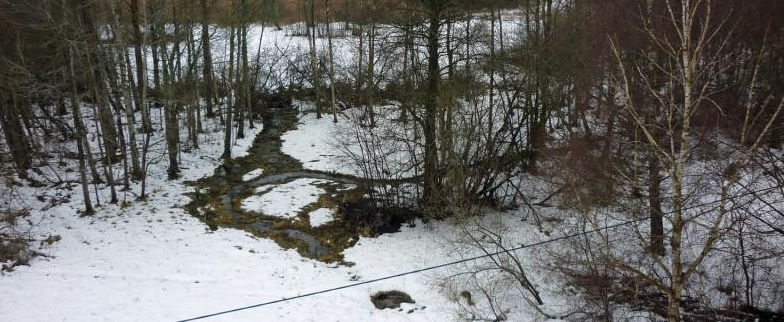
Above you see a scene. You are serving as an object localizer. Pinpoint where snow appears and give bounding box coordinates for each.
[308,208,335,227]
[281,112,353,175]
[242,169,265,182]
[282,107,419,180]
[5,13,779,322]
[240,178,327,219]
[3,19,522,322]
[7,97,747,321]
[0,96,565,321]
[0,104,465,321]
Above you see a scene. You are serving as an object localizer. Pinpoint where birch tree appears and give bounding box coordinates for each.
[609,0,784,320]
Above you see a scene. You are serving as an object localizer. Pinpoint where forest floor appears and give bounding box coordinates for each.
[0,105,557,321]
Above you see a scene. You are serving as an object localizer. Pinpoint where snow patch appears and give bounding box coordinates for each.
[242,169,264,182]
[240,178,327,219]
[281,113,354,175]
[308,208,335,227]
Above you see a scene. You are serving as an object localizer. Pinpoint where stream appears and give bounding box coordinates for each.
[186,107,415,263]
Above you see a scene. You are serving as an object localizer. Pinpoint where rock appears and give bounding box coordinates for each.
[370,291,415,310]
[460,290,475,306]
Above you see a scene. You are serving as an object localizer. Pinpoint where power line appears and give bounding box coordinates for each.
[177,185,782,322]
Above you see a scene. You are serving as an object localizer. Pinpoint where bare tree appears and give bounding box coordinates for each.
[201,0,216,118]
[608,0,784,319]
[130,0,153,133]
[304,0,322,119]
[325,0,338,123]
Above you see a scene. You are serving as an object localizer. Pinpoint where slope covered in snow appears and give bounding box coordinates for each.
[0,99,565,321]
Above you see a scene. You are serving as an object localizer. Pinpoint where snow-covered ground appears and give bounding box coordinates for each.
[0,105,554,322]
[8,102,779,321]
[282,106,420,180]
[5,11,780,322]
[0,16,548,322]
[281,111,351,175]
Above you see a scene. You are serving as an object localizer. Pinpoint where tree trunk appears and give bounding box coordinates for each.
[93,68,120,165]
[67,47,94,215]
[201,0,216,118]
[83,44,119,203]
[241,15,252,130]
[0,89,30,179]
[82,2,121,167]
[649,152,664,255]
[465,14,472,81]
[489,9,496,145]
[223,24,236,159]
[306,0,322,119]
[446,19,453,79]
[236,22,246,139]
[325,0,338,123]
[131,0,153,133]
[365,0,376,126]
[357,23,365,93]
[161,5,181,180]
[423,7,441,210]
[90,100,118,204]
[165,99,180,179]
[120,45,143,180]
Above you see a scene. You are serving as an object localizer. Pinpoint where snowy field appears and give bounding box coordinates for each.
[0,17,551,322]
[5,104,779,321]
[0,102,559,321]
[5,11,780,322]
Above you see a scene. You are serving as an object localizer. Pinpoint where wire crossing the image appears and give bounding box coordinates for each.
[177,185,782,321]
